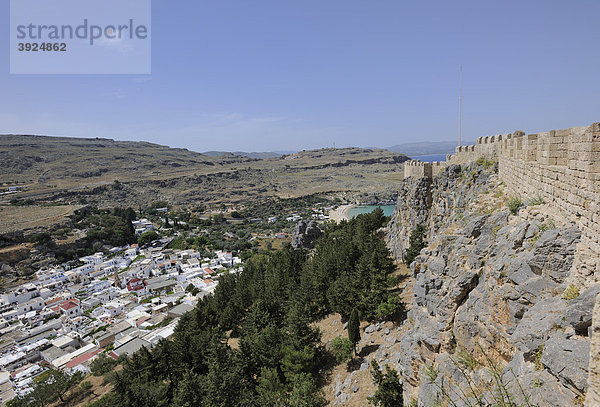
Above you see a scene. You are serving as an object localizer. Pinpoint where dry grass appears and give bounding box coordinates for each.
[315,261,414,406]
[48,365,121,407]
[0,204,80,234]
[0,135,409,210]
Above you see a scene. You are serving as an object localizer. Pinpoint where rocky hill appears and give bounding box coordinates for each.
[379,162,596,405]
[0,135,409,211]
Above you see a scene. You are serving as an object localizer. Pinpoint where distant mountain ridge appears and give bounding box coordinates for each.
[204,141,478,161]
[386,140,475,157]
[0,134,409,210]
[203,151,290,159]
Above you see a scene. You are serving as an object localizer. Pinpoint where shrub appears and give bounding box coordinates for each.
[538,220,556,233]
[29,232,52,245]
[475,156,496,169]
[455,350,478,370]
[368,361,403,407]
[424,362,438,382]
[529,195,545,206]
[331,337,354,364]
[79,380,93,393]
[428,347,534,406]
[562,285,580,301]
[506,195,522,215]
[533,344,544,370]
[375,296,404,322]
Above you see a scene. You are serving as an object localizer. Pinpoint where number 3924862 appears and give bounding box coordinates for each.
[18,43,67,51]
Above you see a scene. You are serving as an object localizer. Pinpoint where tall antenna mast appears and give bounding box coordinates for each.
[459,65,462,147]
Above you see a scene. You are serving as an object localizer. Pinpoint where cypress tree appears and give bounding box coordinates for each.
[348,307,361,356]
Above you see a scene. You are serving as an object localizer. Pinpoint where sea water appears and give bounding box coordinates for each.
[346,205,395,219]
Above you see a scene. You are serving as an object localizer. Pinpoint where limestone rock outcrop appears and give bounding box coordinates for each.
[387,162,595,405]
[291,220,323,249]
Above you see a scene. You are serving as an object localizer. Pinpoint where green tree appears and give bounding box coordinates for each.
[404,224,426,265]
[33,369,84,404]
[304,208,395,319]
[368,361,403,407]
[288,373,327,407]
[331,336,354,364]
[348,307,361,356]
[256,367,287,406]
[91,353,118,376]
[375,295,403,322]
[138,230,158,246]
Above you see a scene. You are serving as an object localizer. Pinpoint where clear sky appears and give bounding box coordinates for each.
[1,0,599,152]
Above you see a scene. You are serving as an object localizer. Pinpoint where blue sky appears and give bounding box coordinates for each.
[2,0,599,152]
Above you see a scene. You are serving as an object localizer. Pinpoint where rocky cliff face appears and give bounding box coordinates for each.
[292,220,323,249]
[387,162,596,406]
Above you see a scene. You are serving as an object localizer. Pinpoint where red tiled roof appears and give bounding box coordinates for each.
[127,279,147,291]
[64,349,102,369]
[203,268,215,274]
[45,297,62,306]
[59,299,79,311]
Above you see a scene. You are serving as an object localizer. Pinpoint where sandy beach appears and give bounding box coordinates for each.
[328,204,355,223]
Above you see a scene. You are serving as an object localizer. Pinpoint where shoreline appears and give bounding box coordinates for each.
[328,204,355,223]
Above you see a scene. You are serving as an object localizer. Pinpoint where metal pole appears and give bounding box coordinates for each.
[459,65,462,147]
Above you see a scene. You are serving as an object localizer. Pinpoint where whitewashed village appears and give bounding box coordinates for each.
[0,217,244,403]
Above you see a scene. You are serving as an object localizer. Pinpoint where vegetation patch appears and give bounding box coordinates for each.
[506,195,523,215]
[529,195,545,206]
[562,285,580,301]
[31,209,400,407]
[475,156,496,169]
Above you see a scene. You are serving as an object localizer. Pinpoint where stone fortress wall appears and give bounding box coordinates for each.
[403,122,600,253]
[403,159,447,179]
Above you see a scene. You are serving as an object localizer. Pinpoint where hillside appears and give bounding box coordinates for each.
[203,150,284,159]
[0,134,251,190]
[0,135,409,225]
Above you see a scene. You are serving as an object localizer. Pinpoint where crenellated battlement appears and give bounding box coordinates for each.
[403,121,600,252]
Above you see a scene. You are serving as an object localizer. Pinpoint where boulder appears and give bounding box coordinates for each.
[511,297,566,354]
[291,220,322,249]
[541,331,589,392]
[565,284,600,334]
[463,215,488,238]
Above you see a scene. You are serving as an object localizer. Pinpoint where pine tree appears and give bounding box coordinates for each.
[368,361,403,407]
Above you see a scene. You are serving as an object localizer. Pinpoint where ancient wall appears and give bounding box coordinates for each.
[403,122,600,254]
[404,160,433,179]
[404,160,447,179]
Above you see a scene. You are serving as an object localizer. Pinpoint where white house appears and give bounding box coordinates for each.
[1,284,40,305]
[59,299,81,318]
